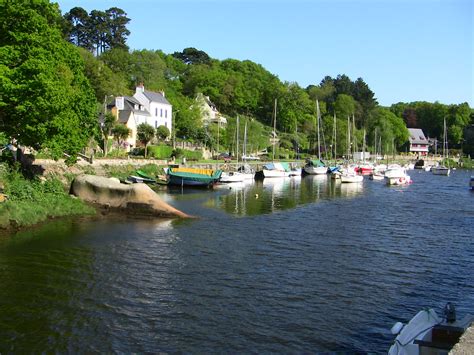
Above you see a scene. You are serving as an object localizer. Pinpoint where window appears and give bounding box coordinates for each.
[165,122,168,128]
[160,109,163,117]
[155,121,157,128]
[165,110,167,118]
[155,108,158,116]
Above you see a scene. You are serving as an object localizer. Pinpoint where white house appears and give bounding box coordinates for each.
[133,84,172,132]
[193,93,227,126]
[408,128,429,156]
[108,86,173,150]
[112,96,151,149]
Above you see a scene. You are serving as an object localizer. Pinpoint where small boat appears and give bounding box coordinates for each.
[432,164,450,176]
[389,302,474,355]
[340,172,363,183]
[259,162,300,178]
[432,118,451,176]
[384,166,412,186]
[303,159,327,175]
[127,173,156,184]
[167,167,222,187]
[470,176,474,190]
[369,172,384,180]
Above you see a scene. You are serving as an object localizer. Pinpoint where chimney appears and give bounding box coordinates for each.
[160,90,165,97]
[136,82,144,93]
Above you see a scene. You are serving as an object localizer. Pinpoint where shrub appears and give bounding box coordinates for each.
[148,145,173,159]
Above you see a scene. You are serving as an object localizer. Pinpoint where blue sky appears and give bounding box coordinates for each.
[55,0,473,107]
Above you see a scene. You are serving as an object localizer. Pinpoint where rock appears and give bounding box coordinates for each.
[70,174,189,218]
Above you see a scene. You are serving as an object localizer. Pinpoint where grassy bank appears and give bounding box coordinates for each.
[0,164,96,231]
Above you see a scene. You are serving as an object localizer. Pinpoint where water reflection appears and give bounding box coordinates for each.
[207,174,368,217]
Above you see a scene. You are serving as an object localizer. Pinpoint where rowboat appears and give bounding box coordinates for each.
[167,167,222,187]
[389,303,474,354]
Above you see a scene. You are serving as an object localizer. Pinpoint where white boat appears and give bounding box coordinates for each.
[340,173,363,183]
[384,166,411,185]
[303,159,327,175]
[304,100,327,175]
[389,303,474,355]
[369,172,385,180]
[432,118,451,176]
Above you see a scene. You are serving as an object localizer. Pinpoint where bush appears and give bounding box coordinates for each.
[148,145,173,159]
[172,148,202,161]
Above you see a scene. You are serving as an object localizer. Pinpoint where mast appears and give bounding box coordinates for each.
[347,116,351,160]
[333,112,337,162]
[272,99,277,161]
[236,115,239,165]
[316,100,321,160]
[243,119,247,162]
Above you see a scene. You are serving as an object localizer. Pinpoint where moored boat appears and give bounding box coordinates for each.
[384,166,412,186]
[389,303,474,355]
[303,159,327,175]
[167,167,222,187]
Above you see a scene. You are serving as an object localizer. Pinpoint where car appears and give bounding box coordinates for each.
[215,153,232,162]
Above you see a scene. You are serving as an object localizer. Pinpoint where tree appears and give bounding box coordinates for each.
[156,125,170,141]
[0,0,97,163]
[101,112,116,157]
[136,123,155,157]
[172,47,211,65]
[111,124,131,149]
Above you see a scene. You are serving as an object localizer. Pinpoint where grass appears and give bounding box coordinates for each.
[0,164,96,230]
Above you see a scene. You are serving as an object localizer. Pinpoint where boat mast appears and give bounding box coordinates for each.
[243,119,247,162]
[316,100,321,160]
[272,98,277,161]
[236,115,239,165]
[347,116,351,161]
[333,112,337,162]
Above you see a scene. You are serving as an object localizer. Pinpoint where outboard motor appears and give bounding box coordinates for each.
[444,302,456,323]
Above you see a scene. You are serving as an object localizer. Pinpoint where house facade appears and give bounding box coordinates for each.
[407,128,429,156]
[193,93,227,126]
[109,85,173,150]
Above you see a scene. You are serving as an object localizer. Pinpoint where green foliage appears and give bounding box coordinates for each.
[156,125,170,141]
[0,167,94,228]
[111,124,131,146]
[136,123,155,157]
[0,0,97,162]
[147,145,173,159]
[172,148,202,161]
[63,6,131,56]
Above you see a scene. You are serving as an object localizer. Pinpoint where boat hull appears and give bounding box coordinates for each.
[432,166,450,176]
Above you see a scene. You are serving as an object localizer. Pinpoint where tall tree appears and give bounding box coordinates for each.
[0,0,97,162]
[172,47,211,65]
[136,123,155,158]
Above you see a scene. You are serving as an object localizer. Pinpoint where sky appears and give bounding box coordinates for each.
[55,0,473,107]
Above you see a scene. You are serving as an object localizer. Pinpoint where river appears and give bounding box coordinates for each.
[0,169,473,353]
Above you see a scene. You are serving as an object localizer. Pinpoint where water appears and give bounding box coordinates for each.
[1,169,473,353]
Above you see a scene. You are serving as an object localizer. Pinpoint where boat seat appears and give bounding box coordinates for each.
[414,324,464,352]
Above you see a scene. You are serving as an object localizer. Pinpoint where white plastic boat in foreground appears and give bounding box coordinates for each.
[389,303,474,355]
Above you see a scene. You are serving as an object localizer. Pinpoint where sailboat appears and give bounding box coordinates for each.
[432,118,450,176]
[220,116,255,182]
[304,100,327,175]
[340,115,363,183]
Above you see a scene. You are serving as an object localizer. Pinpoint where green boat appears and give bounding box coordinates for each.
[167,167,222,187]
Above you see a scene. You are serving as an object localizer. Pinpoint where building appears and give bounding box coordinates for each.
[108,85,173,150]
[193,93,227,126]
[408,128,429,156]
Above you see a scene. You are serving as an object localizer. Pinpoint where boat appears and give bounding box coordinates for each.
[304,100,327,175]
[127,170,158,184]
[340,170,363,183]
[384,165,412,186]
[260,162,298,178]
[389,302,474,355]
[432,118,450,176]
[303,159,327,175]
[166,167,222,187]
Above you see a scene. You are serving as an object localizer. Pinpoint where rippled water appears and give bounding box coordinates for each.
[1,169,473,352]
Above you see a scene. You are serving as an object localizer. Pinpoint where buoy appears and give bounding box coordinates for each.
[255,193,259,198]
